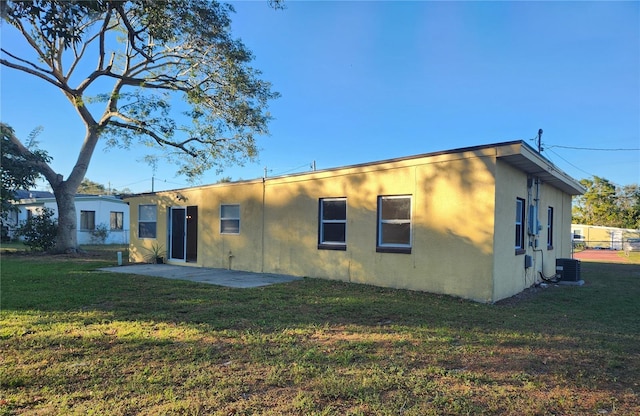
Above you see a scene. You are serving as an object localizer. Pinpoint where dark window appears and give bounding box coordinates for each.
[110,211,124,230]
[547,206,554,249]
[377,195,412,253]
[80,210,95,230]
[319,198,346,250]
[515,198,525,254]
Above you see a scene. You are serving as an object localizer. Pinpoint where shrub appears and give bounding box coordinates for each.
[16,207,57,251]
[90,223,110,244]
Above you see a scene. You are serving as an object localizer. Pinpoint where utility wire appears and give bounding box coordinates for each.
[113,178,150,188]
[545,148,595,177]
[114,178,189,190]
[545,145,639,151]
[271,162,314,176]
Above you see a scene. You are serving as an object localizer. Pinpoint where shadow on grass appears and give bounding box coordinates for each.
[3,256,638,344]
[2,256,639,414]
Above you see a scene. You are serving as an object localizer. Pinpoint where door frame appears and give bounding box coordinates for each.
[168,205,198,263]
[169,206,187,262]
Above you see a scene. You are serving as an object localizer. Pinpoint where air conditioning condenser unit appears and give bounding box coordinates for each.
[556,258,581,282]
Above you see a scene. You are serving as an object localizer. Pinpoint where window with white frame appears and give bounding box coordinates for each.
[138,204,157,238]
[547,206,554,249]
[110,211,124,230]
[220,204,240,234]
[572,229,584,240]
[318,198,347,249]
[515,198,525,254]
[80,210,96,230]
[377,195,412,253]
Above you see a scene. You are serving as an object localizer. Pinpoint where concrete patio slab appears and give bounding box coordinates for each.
[99,264,302,288]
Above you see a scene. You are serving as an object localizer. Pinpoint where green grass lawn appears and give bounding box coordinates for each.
[0,241,29,253]
[1,248,639,415]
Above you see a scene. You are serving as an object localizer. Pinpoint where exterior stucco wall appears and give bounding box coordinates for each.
[493,161,528,301]
[126,143,581,303]
[493,160,575,301]
[129,194,167,262]
[127,149,499,302]
[129,182,265,267]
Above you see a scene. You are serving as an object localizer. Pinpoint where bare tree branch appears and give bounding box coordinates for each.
[113,3,153,62]
[108,120,200,157]
[0,55,68,92]
[67,19,117,81]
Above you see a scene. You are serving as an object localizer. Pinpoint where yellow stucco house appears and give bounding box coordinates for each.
[125,141,584,303]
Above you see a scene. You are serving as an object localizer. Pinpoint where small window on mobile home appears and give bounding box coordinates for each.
[80,210,96,230]
[111,211,124,230]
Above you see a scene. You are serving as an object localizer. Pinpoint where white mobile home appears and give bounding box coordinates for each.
[5,192,130,245]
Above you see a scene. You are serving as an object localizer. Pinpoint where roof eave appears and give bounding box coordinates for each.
[496,141,585,195]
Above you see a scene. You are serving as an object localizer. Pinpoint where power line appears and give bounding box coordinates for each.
[113,177,189,190]
[545,148,595,177]
[114,178,150,188]
[545,145,640,151]
[270,161,316,176]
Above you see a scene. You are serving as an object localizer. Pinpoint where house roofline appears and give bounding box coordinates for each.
[126,140,584,197]
[14,194,127,205]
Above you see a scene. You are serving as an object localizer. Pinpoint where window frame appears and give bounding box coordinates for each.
[318,197,347,250]
[110,211,124,230]
[546,206,554,250]
[515,198,526,255]
[220,204,240,235]
[80,210,96,231]
[138,204,157,239]
[376,195,412,254]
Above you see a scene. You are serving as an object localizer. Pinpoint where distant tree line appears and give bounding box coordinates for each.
[77,178,132,196]
[572,176,640,229]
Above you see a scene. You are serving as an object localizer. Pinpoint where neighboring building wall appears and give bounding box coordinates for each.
[571,224,640,249]
[5,202,46,239]
[9,196,129,244]
[74,198,130,244]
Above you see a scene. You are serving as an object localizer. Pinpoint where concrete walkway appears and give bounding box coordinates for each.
[99,264,302,288]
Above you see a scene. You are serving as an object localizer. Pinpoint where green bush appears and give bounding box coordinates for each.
[90,223,110,244]
[16,207,57,251]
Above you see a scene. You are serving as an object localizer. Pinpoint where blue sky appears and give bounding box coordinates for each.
[1,0,639,193]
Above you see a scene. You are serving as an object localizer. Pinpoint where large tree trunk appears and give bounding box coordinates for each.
[45,126,99,254]
[52,183,78,253]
